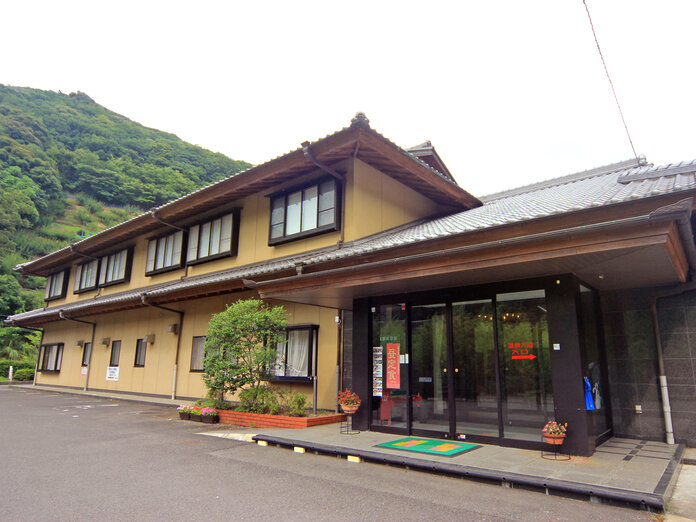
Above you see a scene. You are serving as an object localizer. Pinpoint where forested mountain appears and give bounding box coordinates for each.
[0,84,251,363]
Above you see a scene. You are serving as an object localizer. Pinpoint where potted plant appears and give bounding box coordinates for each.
[177,405,194,420]
[200,407,219,424]
[337,389,361,414]
[189,408,203,422]
[542,420,567,445]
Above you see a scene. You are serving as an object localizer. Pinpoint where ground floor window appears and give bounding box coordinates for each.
[134,339,147,367]
[271,325,318,379]
[110,340,121,367]
[81,342,92,367]
[40,344,63,372]
[190,336,205,372]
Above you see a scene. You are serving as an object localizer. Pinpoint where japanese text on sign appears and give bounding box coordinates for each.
[508,342,536,360]
[386,343,400,389]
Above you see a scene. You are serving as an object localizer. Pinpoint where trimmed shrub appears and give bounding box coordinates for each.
[0,359,35,378]
[12,368,34,381]
[194,398,233,410]
[236,385,308,417]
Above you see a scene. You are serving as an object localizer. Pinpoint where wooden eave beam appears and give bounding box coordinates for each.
[257,221,678,298]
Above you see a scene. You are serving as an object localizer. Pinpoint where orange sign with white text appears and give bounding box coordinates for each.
[386,343,401,388]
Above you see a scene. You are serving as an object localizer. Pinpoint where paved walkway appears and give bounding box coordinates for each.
[17,384,690,515]
[204,424,683,513]
[11,383,195,407]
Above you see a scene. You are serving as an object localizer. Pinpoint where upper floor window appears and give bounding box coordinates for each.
[269,179,339,245]
[187,211,238,264]
[271,325,318,380]
[99,248,131,287]
[146,230,184,275]
[74,259,99,293]
[40,343,63,372]
[44,270,68,301]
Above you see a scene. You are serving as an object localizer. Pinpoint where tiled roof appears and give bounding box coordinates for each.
[297,157,696,265]
[8,156,696,324]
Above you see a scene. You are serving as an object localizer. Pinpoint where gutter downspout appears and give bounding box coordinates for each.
[302,141,346,247]
[149,209,186,232]
[335,311,342,414]
[141,295,184,400]
[58,311,96,391]
[33,329,44,386]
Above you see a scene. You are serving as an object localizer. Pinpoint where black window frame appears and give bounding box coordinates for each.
[190,336,206,372]
[109,340,121,367]
[73,258,100,294]
[134,338,147,367]
[186,209,241,266]
[44,270,69,302]
[99,247,134,288]
[269,324,318,383]
[81,342,92,367]
[145,230,186,276]
[39,343,64,372]
[268,177,341,246]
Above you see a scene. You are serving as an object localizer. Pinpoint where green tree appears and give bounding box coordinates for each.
[202,299,288,401]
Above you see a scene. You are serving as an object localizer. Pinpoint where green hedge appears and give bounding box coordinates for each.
[0,359,35,378]
[12,368,35,381]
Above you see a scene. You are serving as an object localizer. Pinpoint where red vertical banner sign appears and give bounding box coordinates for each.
[386,343,401,389]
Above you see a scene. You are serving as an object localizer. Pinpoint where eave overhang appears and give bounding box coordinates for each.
[16,115,481,276]
[8,195,696,327]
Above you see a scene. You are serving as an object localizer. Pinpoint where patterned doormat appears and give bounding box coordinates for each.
[376,437,481,457]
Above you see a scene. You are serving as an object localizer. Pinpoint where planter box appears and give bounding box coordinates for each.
[190,414,202,422]
[178,412,190,420]
[201,415,219,424]
[216,409,346,429]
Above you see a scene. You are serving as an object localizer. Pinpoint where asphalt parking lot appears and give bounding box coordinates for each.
[0,387,650,521]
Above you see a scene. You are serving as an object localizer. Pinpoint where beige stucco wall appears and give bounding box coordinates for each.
[37,293,341,410]
[49,157,441,309]
[35,157,443,404]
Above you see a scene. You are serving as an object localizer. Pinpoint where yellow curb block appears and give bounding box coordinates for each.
[257,440,268,446]
[294,446,306,453]
[347,455,362,463]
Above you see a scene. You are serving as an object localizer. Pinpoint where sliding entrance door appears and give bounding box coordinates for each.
[369,288,555,444]
[452,300,499,438]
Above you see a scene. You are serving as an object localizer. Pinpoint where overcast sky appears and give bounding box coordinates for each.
[3,1,695,196]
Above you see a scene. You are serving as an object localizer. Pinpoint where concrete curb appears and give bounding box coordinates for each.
[253,433,670,512]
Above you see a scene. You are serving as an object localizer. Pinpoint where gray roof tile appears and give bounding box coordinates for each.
[8,156,696,324]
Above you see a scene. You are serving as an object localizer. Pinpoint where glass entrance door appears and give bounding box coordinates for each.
[369,288,555,443]
[452,300,499,438]
[411,303,449,436]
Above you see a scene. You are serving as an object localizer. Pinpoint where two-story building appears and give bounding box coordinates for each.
[7,113,696,456]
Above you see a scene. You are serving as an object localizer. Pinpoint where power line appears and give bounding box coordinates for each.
[582,0,639,161]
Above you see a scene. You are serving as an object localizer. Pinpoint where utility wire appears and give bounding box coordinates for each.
[583,0,639,161]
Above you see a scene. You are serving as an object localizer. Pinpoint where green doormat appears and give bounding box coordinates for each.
[376,437,481,457]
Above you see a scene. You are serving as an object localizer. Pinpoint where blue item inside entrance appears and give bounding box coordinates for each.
[584,377,595,411]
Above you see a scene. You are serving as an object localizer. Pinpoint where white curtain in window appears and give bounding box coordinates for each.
[146,240,157,272]
[274,340,286,376]
[286,329,309,376]
[286,191,302,235]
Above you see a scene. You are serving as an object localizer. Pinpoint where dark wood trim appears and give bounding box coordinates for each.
[267,177,341,246]
[258,221,676,298]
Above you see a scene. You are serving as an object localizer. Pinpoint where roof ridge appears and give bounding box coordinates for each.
[480,156,647,202]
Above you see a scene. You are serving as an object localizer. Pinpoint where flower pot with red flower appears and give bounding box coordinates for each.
[337,389,361,414]
[542,420,567,444]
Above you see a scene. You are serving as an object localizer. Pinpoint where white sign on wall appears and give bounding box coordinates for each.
[106,366,120,381]
[81,367,87,375]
